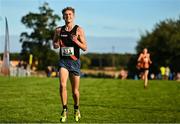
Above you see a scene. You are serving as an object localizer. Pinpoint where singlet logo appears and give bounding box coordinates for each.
[60,34,68,37]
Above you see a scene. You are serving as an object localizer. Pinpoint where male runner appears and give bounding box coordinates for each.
[53,7,87,122]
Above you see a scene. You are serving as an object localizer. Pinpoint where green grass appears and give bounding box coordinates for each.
[0,76,180,123]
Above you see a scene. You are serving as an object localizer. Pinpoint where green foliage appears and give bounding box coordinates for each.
[20,2,60,70]
[0,53,20,60]
[83,53,132,69]
[127,54,138,78]
[0,77,180,123]
[136,17,180,72]
[80,55,91,69]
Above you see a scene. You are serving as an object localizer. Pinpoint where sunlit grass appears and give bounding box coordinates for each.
[0,76,179,123]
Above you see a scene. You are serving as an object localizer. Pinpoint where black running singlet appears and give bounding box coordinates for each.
[59,25,80,60]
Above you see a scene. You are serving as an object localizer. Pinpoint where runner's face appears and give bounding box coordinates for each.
[143,48,147,54]
[63,10,74,23]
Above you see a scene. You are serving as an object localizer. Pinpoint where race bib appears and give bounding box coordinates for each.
[61,47,74,56]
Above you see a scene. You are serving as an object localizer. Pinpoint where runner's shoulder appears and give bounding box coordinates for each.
[55,26,65,33]
[76,26,84,33]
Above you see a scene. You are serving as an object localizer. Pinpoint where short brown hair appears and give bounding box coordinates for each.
[62,7,75,15]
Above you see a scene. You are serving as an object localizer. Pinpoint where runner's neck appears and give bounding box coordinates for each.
[65,23,75,32]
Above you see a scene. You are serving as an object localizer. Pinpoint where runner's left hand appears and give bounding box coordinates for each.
[71,35,79,43]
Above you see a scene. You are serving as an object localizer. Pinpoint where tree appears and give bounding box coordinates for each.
[80,55,91,69]
[136,17,180,73]
[81,53,133,69]
[20,2,60,70]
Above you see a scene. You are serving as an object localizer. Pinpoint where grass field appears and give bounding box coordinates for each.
[0,76,180,123]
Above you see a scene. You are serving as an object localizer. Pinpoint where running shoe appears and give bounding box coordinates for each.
[74,109,81,122]
[60,109,67,123]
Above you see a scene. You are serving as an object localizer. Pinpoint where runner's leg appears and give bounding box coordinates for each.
[59,67,69,107]
[69,73,80,106]
[144,70,149,88]
[69,73,81,122]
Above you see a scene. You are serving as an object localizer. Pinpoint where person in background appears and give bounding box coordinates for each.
[165,66,170,80]
[137,48,152,89]
[160,66,165,79]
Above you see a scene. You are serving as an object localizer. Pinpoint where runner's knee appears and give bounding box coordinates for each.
[60,82,66,90]
[73,89,79,96]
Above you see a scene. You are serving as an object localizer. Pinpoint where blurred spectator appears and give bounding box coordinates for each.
[169,72,175,80]
[119,69,128,79]
[51,67,58,77]
[150,73,155,80]
[165,66,170,80]
[134,74,139,80]
[156,73,162,80]
[176,72,180,81]
[160,66,165,79]
[45,66,52,77]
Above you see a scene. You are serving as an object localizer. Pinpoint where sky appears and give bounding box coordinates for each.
[0,0,180,53]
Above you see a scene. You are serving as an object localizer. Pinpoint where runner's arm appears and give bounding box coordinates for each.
[148,54,152,64]
[53,27,61,49]
[72,27,87,51]
[137,53,143,62]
